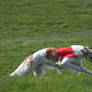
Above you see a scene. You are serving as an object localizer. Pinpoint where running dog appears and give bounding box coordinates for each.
[10,48,60,77]
[56,45,92,75]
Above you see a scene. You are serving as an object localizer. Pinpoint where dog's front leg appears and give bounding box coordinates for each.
[80,66,92,75]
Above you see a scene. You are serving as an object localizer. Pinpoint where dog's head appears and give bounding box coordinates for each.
[81,47,92,62]
[46,48,59,62]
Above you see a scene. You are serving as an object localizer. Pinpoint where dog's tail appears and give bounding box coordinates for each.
[9,56,33,76]
[9,62,30,76]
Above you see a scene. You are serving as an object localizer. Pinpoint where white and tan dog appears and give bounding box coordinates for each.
[56,45,92,75]
[10,48,60,77]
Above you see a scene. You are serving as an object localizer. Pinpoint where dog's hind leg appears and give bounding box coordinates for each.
[34,64,45,77]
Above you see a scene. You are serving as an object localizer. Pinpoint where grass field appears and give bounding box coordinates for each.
[0,0,92,92]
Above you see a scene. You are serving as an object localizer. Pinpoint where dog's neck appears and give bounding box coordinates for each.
[71,45,85,51]
[71,45,85,58]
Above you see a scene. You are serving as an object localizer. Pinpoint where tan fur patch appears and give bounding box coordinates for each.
[46,48,56,59]
[24,55,33,65]
[46,48,59,62]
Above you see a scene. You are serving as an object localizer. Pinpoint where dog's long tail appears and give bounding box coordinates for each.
[9,62,31,76]
[9,56,33,76]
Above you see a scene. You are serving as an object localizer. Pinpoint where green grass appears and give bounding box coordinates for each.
[0,0,92,92]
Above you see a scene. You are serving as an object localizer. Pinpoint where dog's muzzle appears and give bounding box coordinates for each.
[85,54,92,62]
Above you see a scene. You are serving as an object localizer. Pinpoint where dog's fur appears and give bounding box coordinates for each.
[10,48,59,77]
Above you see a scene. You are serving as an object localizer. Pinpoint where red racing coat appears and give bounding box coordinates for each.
[56,47,77,59]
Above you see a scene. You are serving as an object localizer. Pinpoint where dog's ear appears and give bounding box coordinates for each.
[81,47,90,54]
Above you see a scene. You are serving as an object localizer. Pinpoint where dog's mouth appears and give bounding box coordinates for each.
[85,54,92,62]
